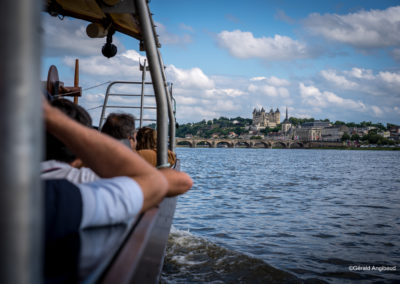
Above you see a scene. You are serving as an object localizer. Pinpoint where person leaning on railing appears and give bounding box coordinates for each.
[136,127,176,167]
[100,113,137,151]
[43,99,192,237]
[41,99,100,183]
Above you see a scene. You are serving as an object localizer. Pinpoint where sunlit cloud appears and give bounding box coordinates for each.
[217,30,311,60]
[303,6,400,49]
[299,83,366,110]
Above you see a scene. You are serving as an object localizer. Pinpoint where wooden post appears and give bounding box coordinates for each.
[74,59,79,104]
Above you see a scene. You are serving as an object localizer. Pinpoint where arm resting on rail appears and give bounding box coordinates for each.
[159,169,193,197]
[43,99,168,212]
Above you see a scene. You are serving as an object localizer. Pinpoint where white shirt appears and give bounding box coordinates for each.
[78,177,143,228]
[41,160,143,228]
[41,160,99,184]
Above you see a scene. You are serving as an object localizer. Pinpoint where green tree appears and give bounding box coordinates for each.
[334,120,346,126]
[341,132,350,141]
[350,133,360,141]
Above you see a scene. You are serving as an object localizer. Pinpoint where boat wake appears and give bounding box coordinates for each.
[161,227,325,284]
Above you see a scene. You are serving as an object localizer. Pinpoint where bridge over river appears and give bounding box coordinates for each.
[176,138,344,149]
[176,138,345,149]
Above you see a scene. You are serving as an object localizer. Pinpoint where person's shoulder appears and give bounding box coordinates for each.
[137,149,157,166]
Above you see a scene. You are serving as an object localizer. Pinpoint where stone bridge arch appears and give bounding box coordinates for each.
[215,140,234,148]
[176,139,193,148]
[234,141,251,148]
[271,141,287,148]
[253,141,270,148]
[289,141,304,148]
[195,140,213,148]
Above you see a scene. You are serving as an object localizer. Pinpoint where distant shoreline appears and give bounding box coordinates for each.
[176,146,400,151]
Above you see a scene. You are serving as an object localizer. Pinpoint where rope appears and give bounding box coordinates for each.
[83,81,112,91]
[86,105,103,111]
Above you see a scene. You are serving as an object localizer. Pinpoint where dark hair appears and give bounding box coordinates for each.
[100,113,136,140]
[46,99,92,163]
[136,127,157,150]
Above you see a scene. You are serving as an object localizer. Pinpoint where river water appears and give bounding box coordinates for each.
[161,148,400,283]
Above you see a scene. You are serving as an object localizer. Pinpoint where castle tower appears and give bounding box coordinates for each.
[275,108,280,124]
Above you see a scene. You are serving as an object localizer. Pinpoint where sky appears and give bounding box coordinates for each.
[41,0,400,126]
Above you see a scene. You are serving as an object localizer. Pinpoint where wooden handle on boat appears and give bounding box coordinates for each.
[74,59,79,104]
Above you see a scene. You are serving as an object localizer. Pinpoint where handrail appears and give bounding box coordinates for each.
[99,81,158,129]
[136,0,169,167]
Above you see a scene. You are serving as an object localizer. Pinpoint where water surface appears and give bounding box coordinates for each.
[162,148,400,283]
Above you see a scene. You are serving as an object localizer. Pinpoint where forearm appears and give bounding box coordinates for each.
[44,102,168,211]
[45,104,153,178]
[159,168,193,197]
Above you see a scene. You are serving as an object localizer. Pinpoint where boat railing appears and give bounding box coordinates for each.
[98,81,157,129]
[98,77,176,153]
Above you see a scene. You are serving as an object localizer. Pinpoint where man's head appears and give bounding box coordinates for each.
[46,99,92,164]
[101,113,136,150]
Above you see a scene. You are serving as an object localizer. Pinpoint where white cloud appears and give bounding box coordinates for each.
[248,84,290,98]
[166,65,215,89]
[217,30,310,60]
[320,69,358,89]
[303,6,400,49]
[299,83,366,110]
[63,50,143,79]
[345,68,375,80]
[371,105,383,116]
[175,96,198,105]
[378,71,400,85]
[250,76,290,86]
[205,88,246,98]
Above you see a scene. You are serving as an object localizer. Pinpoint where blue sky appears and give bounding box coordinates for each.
[42,0,400,126]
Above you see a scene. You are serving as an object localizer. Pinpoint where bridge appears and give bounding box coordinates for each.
[176,138,344,149]
[176,137,304,148]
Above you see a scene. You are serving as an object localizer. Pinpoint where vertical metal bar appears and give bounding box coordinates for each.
[74,59,79,104]
[0,0,42,283]
[139,59,147,128]
[136,0,168,167]
[99,82,116,128]
[156,51,176,152]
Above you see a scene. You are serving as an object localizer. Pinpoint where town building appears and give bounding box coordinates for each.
[252,107,280,129]
[294,121,332,141]
[388,124,400,140]
[321,125,349,142]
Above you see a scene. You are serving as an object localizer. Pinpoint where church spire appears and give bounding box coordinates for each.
[285,106,288,121]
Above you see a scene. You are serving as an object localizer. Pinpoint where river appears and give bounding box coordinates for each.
[161,148,399,283]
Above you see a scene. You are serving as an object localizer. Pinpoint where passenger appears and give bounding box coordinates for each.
[41,99,99,183]
[136,127,176,167]
[43,99,192,233]
[100,113,136,150]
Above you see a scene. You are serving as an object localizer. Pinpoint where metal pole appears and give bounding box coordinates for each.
[156,51,176,152]
[139,59,147,128]
[135,0,168,167]
[74,59,79,104]
[0,0,42,283]
[99,82,115,128]
[148,12,176,151]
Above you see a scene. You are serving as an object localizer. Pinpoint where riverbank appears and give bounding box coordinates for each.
[307,146,400,151]
[176,145,400,150]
